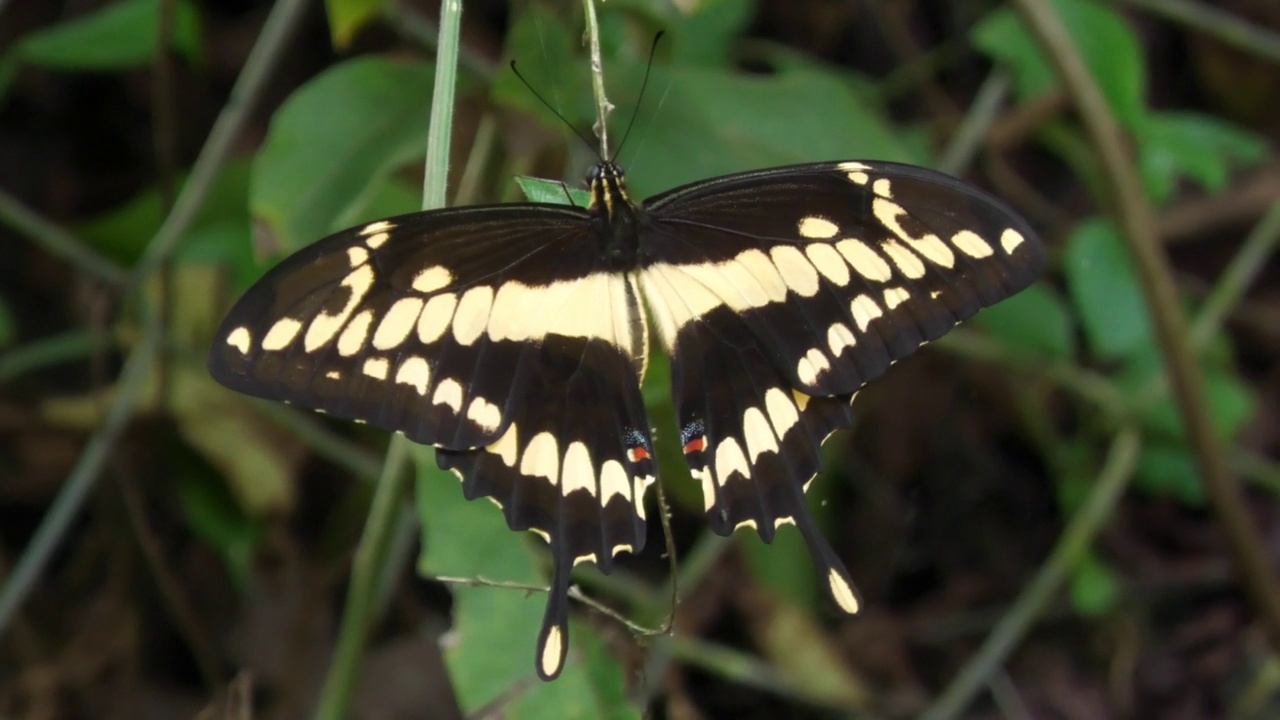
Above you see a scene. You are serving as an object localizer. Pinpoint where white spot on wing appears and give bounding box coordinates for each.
[872,178,893,198]
[373,297,425,350]
[431,378,463,412]
[261,318,303,351]
[226,327,252,354]
[561,442,596,497]
[540,625,563,679]
[394,356,431,394]
[346,246,369,267]
[797,216,838,239]
[364,232,389,249]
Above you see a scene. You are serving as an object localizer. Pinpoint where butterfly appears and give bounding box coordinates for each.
[209,158,1044,679]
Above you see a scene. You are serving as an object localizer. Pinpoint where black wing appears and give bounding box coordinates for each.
[638,161,1045,614]
[208,206,653,679]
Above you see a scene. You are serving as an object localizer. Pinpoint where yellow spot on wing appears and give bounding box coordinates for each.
[873,197,955,268]
[828,568,860,613]
[359,220,394,236]
[796,348,830,386]
[362,357,389,379]
[394,356,431,394]
[465,396,501,432]
[486,424,518,467]
[742,407,779,461]
[764,388,799,436]
[417,293,457,343]
[952,230,994,258]
[850,295,884,332]
[599,460,629,504]
[827,322,856,356]
[805,244,850,286]
[431,378,463,412]
[561,441,596,496]
[881,240,926,279]
[411,265,452,293]
[364,232,390,249]
[770,246,820,297]
[883,286,910,309]
[797,215,839,239]
[305,264,375,351]
[1001,228,1026,254]
[521,432,560,485]
[336,310,374,357]
[372,297,425,350]
[262,318,303,352]
[226,327,252,354]
[714,437,750,481]
[540,625,564,678]
[451,286,494,346]
[836,239,892,282]
[346,246,368,267]
[872,178,893,197]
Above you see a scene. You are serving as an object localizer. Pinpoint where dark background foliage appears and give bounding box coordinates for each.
[1,0,1278,718]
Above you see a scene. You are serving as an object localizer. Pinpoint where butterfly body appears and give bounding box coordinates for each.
[209,159,1044,679]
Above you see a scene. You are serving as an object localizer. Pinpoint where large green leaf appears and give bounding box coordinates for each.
[250,57,436,255]
[1136,112,1267,206]
[972,0,1146,129]
[12,0,202,71]
[972,283,1076,361]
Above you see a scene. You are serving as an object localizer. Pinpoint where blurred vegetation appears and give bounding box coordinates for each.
[1,0,1278,718]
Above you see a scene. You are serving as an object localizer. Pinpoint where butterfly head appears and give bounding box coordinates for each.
[586,161,634,217]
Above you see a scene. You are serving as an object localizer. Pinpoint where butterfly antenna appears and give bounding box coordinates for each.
[510,60,598,156]
[611,31,665,163]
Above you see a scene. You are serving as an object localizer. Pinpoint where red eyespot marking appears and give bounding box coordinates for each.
[682,437,706,454]
[627,447,651,463]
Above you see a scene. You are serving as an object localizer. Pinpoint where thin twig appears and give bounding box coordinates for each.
[1015,0,1280,657]
[939,69,1012,176]
[582,0,612,154]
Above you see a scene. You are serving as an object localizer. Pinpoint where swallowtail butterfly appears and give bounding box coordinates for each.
[209,158,1044,679]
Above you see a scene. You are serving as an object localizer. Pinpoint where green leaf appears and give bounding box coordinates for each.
[1118,349,1255,443]
[1133,442,1204,506]
[515,176,591,207]
[492,7,594,132]
[1062,218,1151,361]
[324,0,386,49]
[972,283,1076,361]
[972,0,1146,128]
[740,526,819,611]
[251,57,437,256]
[618,63,923,198]
[414,449,638,718]
[1137,112,1268,206]
[1070,550,1119,616]
[13,0,202,71]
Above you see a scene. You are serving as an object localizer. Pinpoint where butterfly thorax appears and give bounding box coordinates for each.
[586,161,643,270]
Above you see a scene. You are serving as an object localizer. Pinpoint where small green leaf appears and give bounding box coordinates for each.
[972,0,1146,128]
[1119,350,1256,443]
[324,0,386,49]
[972,283,1076,361]
[13,0,202,71]
[1133,442,1205,506]
[414,449,638,718]
[251,57,437,255]
[1137,112,1267,206]
[1062,218,1152,361]
[515,176,591,207]
[1070,550,1120,616]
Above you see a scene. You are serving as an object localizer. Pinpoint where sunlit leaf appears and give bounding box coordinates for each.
[13,0,202,71]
